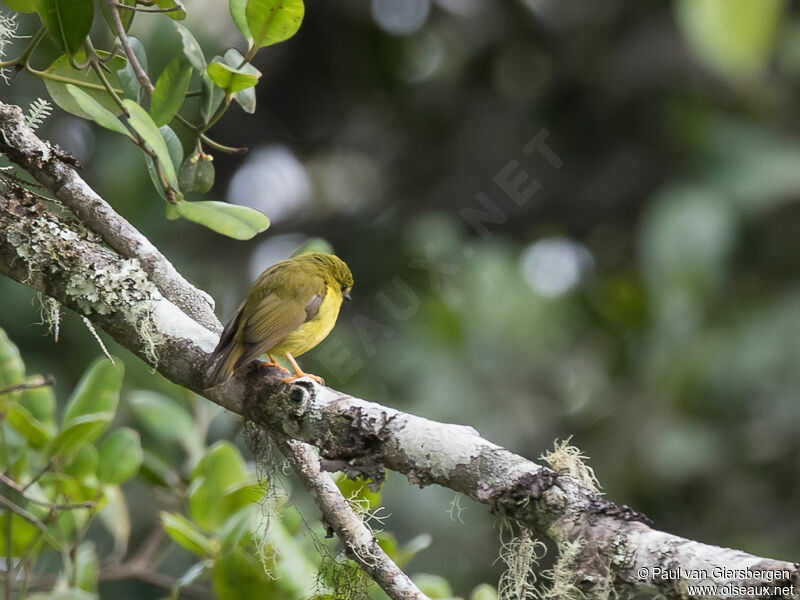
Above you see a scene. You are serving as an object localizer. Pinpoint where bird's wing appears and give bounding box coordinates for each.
[235,275,327,365]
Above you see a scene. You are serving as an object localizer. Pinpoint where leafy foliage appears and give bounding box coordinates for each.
[2,0,291,239]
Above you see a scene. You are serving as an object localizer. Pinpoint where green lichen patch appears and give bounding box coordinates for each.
[2,188,162,365]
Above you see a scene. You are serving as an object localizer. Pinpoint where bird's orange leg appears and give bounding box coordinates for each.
[282,352,324,385]
[262,354,290,373]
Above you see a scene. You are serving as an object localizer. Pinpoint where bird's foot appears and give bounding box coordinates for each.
[282,372,325,385]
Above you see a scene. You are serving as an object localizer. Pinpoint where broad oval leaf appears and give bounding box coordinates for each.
[245,0,305,49]
[7,404,53,448]
[155,0,187,20]
[176,201,270,240]
[123,99,178,186]
[64,443,99,479]
[63,358,123,428]
[161,512,218,557]
[160,125,184,173]
[97,428,143,484]
[49,413,115,458]
[44,51,126,118]
[230,0,253,46]
[129,390,202,455]
[74,542,99,594]
[179,150,215,193]
[174,22,206,70]
[0,327,25,409]
[38,0,94,55]
[99,485,131,550]
[66,84,133,139]
[206,61,259,93]
[20,383,56,424]
[101,0,135,32]
[117,37,148,102]
[223,48,259,113]
[200,71,225,124]
[213,547,275,599]
[150,55,193,126]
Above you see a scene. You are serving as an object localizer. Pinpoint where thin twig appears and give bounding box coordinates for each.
[277,437,429,600]
[0,473,97,511]
[21,458,55,493]
[0,375,53,396]
[106,0,154,94]
[112,2,182,12]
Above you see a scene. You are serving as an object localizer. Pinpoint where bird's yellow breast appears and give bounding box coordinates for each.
[269,284,342,357]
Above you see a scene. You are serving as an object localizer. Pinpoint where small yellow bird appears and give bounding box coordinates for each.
[207,252,353,386]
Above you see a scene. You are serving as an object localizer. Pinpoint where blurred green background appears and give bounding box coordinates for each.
[1,0,799,596]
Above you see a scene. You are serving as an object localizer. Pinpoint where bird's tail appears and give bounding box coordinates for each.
[206,341,244,388]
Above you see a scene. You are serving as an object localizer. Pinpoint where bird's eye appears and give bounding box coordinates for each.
[340,283,347,292]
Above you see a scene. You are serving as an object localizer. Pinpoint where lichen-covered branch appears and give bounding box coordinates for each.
[277,437,427,599]
[0,185,427,600]
[0,103,797,600]
[0,102,218,331]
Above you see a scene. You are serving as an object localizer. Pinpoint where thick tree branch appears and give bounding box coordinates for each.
[0,102,798,599]
[0,103,218,331]
[0,102,426,600]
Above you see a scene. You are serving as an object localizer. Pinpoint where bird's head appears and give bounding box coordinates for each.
[304,252,354,302]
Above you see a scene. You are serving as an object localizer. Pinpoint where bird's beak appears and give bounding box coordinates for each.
[343,291,352,302]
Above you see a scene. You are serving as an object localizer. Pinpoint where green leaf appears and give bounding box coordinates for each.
[188,442,258,530]
[470,584,498,600]
[213,548,275,599]
[101,0,135,32]
[63,358,123,429]
[49,413,114,458]
[200,71,225,123]
[97,428,143,484]
[335,474,381,509]
[0,327,25,409]
[675,0,784,81]
[160,125,184,173]
[7,403,54,448]
[129,391,202,456]
[412,574,453,599]
[99,485,130,550]
[223,48,259,113]
[161,512,219,557]
[174,22,206,70]
[206,61,260,93]
[2,0,38,13]
[37,0,94,55]
[74,542,99,593]
[20,383,56,424]
[176,201,269,240]
[0,514,40,556]
[123,99,179,187]
[150,55,193,126]
[179,149,215,193]
[66,84,133,140]
[230,0,253,46]
[155,0,186,20]
[117,37,147,102]
[64,443,99,479]
[140,450,180,488]
[245,0,305,49]
[44,51,126,119]
[290,237,335,257]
